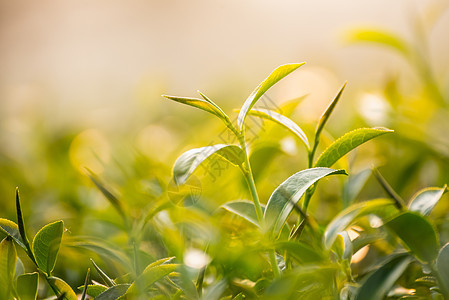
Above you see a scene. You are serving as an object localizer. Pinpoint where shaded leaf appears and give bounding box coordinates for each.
[436,243,449,297]
[201,279,227,300]
[163,95,228,121]
[16,272,39,300]
[32,221,64,276]
[314,128,393,168]
[275,241,324,264]
[95,284,130,300]
[346,28,410,56]
[127,263,177,294]
[342,169,371,208]
[408,185,447,216]
[221,200,265,226]
[264,168,347,235]
[385,212,439,263]
[248,108,309,149]
[324,199,398,249]
[355,253,412,300]
[47,277,78,300]
[16,188,35,263]
[0,218,25,249]
[90,259,116,287]
[80,268,90,300]
[0,237,17,299]
[238,63,305,130]
[173,144,245,185]
[77,284,108,298]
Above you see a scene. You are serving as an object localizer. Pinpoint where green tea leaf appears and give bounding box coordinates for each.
[264,167,347,235]
[95,284,130,300]
[355,254,413,300]
[32,221,64,276]
[238,63,305,130]
[436,243,449,297]
[77,284,108,298]
[221,200,266,226]
[324,199,398,249]
[342,169,371,208]
[314,128,393,168]
[0,237,17,299]
[127,263,177,294]
[275,241,324,264]
[47,277,78,300]
[247,108,310,149]
[173,144,245,185]
[0,218,25,249]
[346,28,410,56]
[80,268,90,300]
[15,188,35,263]
[408,185,447,216]
[385,212,439,263]
[90,259,116,287]
[16,272,39,300]
[333,231,352,261]
[163,95,229,121]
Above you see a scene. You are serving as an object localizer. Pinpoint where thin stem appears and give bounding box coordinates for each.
[269,249,280,278]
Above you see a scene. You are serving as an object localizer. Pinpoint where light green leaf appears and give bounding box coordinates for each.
[355,254,413,300]
[47,277,78,300]
[324,199,398,249]
[346,28,410,56]
[333,231,353,261]
[127,263,177,295]
[77,284,108,298]
[95,284,130,300]
[248,108,310,149]
[408,185,447,216]
[173,144,245,185]
[221,200,265,226]
[275,241,324,264]
[385,212,439,263]
[264,167,347,235]
[163,95,228,121]
[0,237,17,299]
[16,272,39,300]
[90,259,115,287]
[0,218,25,249]
[32,221,64,276]
[436,243,449,297]
[238,63,305,130]
[314,128,393,168]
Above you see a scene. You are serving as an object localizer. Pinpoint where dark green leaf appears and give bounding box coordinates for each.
[436,243,449,297]
[314,128,393,168]
[247,108,310,149]
[173,144,245,185]
[355,254,413,300]
[221,200,265,226]
[238,63,305,130]
[47,277,78,300]
[264,167,347,235]
[32,221,64,276]
[16,272,39,300]
[0,237,17,299]
[275,241,324,264]
[385,212,439,263]
[0,218,25,249]
[408,185,447,216]
[163,95,229,121]
[324,199,398,249]
[15,188,35,264]
[80,268,90,300]
[95,284,130,300]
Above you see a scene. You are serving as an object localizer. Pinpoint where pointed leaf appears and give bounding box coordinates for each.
[436,243,449,297]
[221,200,266,226]
[408,185,447,216]
[355,254,413,300]
[32,221,64,276]
[346,28,410,56]
[264,167,347,235]
[238,63,305,130]
[385,212,439,262]
[17,272,39,300]
[47,277,78,300]
[163,95,228,121]
[314,128,393,167]
[80,268,90,300]
[173,144,244,185]
[95,284,130,300]
[90,259,116,287]
[248,108,310,149]
[16,188,35,263]
[324,199,398,249]
[127,263,177,294]
[0,237,17,299]
[0,218,25,249]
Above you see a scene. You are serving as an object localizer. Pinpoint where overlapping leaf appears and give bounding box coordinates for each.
[408,185,447,216]
[221,200,265,226]
[17,272,39,300]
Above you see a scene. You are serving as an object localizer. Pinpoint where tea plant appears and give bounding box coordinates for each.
[1,63,448,299]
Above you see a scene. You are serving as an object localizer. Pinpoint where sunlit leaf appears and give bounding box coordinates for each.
[0,218,25,249]
[408,185,447,216]
[238,63,305,130]
[221,200,265,226]
[248,108,310,149]
[0,237,16,299]
[355,253,413,300]
[264,167,347,235]
[324,199,398,249]
[32,221,64,276]
[333,231,352,261]
[47,277,78,300]
[436,243,449,297]
[385,212,439,263]
[173,144,245,185]
[127,263,177,294]
[77,284,108,298]
[95,284,130,300]
[314,128,393,168]
[346,28,410,56]
[163,95,229,121]
[16,272,39,300]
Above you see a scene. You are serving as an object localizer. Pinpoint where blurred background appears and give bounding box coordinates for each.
[1,0,449,291]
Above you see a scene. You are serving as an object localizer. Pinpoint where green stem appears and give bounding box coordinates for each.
[269,249,280,278]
